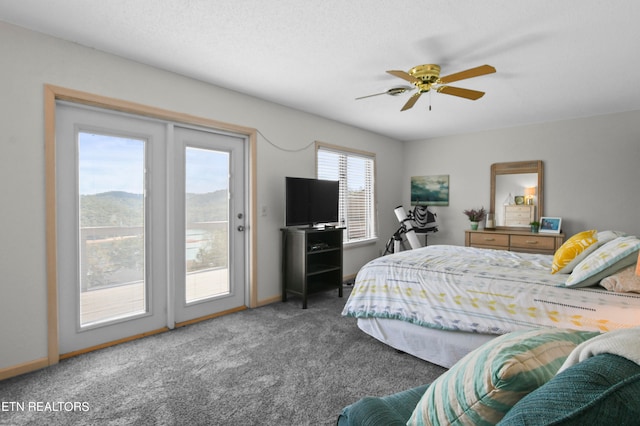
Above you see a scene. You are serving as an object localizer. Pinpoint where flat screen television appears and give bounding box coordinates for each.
[285,177,339,227]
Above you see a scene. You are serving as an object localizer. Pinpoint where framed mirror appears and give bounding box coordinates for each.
[490,160,544,229]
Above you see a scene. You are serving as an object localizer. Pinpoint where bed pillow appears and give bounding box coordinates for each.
[565,236,640,288]
[595,230,627,247]
[600,265,640,293]
[551,230,598,274]
[406,328,599,426]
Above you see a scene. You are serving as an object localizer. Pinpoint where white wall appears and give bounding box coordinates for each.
[403,112,640,245]
[0,22,403,371]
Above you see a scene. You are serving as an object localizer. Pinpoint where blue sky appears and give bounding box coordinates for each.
[185,147,229,194]
[78,133,229,195]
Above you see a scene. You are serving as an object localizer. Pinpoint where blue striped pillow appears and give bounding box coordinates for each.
[407,328,600,426]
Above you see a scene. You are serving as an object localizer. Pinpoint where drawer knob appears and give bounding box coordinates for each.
[484,238,495,241]
[526,240,538,244]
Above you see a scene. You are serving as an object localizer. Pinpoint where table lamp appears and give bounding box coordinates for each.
[636,251,640,276]
[524,187,536,205]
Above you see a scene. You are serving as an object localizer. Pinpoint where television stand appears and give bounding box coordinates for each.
[281,227,343,309]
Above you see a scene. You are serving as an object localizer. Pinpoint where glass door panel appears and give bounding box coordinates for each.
[173,125,245,324]
[57,101,167,355]
[78,132,146,327]
[185,147,230,303]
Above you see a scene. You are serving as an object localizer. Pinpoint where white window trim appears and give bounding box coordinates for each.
[343,236,378,249]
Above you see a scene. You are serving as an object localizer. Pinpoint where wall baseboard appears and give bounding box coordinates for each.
[0,357,49,381]
[256,295,281,307]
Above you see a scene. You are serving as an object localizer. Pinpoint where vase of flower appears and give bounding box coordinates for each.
[530,221,540,233]
[463,207,487,230]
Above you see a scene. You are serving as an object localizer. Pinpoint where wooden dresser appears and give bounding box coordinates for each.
[465,229,564,255]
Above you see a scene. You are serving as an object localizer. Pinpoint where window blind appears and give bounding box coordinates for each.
[317,145,376,243]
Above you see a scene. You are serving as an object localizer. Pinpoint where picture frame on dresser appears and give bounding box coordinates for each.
[540,217,562,233]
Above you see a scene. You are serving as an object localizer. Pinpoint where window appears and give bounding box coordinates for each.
[316,142,376,244]
[78,132,147,327]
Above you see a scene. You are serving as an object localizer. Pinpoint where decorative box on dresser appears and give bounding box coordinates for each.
[504,205,535,227]
[465,229,564,255]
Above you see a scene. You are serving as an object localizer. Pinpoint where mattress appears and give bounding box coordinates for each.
[357,317,496,368]
[343,245,640,335]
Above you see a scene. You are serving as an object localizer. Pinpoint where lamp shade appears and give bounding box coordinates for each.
[524,187,536,197]
[636,251,640,276]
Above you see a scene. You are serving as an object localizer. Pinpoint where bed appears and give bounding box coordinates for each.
[342,241,640,368]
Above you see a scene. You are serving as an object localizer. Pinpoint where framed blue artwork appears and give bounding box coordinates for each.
[411,175,449,206]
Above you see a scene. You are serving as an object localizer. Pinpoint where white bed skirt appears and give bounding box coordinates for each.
[357,318,497,368]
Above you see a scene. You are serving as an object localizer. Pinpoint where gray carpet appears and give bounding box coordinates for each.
[0,287,447,425]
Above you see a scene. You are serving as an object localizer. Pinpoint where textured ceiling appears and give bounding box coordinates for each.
[2,0,640,141]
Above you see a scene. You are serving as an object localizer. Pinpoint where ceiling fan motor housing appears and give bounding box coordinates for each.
[409,64,441,92]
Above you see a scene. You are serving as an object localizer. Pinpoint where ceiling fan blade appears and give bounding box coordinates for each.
[355,86,413,100]
[387,70,421,85]
[437,85,485,100]
[438,64,496,84]
[355,91,390,100]
[401,92,422,111]
[386,86,414,96]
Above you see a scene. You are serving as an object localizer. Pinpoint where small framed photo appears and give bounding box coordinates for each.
[540,217,562,233]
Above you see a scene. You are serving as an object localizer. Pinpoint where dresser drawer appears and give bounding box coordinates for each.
[510,235,556,251]
[465,230,563,255]
[469,233,509,249]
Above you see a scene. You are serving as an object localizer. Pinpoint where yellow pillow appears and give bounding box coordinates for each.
[552,230,599,274]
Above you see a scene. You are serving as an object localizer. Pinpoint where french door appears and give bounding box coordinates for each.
[172,126,246,323]
[56,102,246,354]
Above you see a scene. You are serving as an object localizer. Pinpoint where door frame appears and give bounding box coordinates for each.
[44,84,258,365]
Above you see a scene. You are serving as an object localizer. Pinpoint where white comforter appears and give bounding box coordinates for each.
[342,245,640,335]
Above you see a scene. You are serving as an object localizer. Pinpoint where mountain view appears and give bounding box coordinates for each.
[80,190,228,226]
[80,190,228,290]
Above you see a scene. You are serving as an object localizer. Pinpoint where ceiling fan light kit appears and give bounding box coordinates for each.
[358,63,496,111]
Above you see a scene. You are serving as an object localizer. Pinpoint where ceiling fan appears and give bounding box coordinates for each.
[358,64,496,111]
